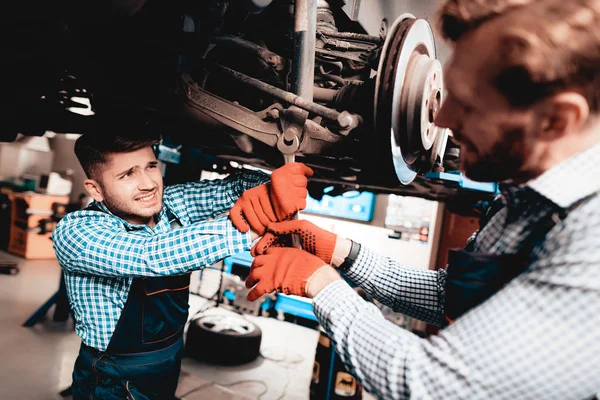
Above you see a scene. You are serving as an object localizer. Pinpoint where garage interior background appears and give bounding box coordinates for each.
[0,1,485,400]
[0,117,479,400]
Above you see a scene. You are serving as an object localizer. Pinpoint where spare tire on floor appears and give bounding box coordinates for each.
[185,310,262,365]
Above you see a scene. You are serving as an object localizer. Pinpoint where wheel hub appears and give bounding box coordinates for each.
[198,315,256,335]
[374,15,449,185]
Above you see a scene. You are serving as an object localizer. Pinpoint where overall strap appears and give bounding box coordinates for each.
[479,195,505,231]
[515,191,599,260]
[165,207,182,229]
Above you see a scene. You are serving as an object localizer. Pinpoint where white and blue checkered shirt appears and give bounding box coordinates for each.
[52,170,269,351]
[313,143,600,400]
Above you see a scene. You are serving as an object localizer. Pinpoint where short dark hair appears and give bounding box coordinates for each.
[74,133,161,179]
[437,0,531,43]
[437,0,600,111]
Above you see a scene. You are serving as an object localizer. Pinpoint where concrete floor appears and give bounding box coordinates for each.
[0,251,374,400]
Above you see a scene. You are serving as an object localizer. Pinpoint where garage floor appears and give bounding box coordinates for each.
[0,251,375,400]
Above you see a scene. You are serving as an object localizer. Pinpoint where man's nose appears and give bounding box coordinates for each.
[434,99,459,131]
[137,171,156,190]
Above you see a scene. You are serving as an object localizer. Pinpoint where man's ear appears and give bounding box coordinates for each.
[537,92,590,140]
[84,179,104,202]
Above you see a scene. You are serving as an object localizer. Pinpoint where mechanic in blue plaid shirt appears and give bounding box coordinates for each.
[51,132,313,400]
[244,0,600,399]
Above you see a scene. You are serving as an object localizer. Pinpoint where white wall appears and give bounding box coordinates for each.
[48,134,87,203]
[0,142,54,181]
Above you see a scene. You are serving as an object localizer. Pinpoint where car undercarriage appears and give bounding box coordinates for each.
[1,0,495,208]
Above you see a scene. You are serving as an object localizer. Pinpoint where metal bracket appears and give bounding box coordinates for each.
[180,74,280,148]
[278,107,308,156]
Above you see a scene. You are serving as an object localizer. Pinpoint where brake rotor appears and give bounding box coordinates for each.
[374,15,447,184]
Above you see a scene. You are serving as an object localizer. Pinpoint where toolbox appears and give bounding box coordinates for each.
[7,192,68,259]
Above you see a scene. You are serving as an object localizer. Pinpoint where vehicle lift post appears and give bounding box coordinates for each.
[280,0,318,248]
[23,271,72,327]
[21,203,74,327]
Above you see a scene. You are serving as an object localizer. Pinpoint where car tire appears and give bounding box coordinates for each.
[185,311,262,365]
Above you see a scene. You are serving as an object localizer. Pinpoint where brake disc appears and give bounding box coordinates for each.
[374,15,448,185]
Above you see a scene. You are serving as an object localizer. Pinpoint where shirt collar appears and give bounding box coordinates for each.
[527,142,600,209]
[498,183,537,212]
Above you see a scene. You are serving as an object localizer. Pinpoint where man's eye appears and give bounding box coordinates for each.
[148,164,157,169]
[121,171,133,179]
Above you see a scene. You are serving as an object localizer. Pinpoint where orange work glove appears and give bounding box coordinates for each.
[245,248,327,301]
[251,219,337,264]
[229,184,277,235]
[269,163,314,221]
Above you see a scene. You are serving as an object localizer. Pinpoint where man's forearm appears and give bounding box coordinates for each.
[305,237,351,297]
[54,216,252,278]
[173,169,270,223]
[312,280,417,399]
[326,239,446,326]
[313,273,600,400]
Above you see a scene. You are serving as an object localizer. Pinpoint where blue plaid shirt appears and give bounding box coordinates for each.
[313,143,600,399]
[52,169,269,351]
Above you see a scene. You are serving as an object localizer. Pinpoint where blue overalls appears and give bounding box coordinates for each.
[443,192,597,326]
[72,207,190,400]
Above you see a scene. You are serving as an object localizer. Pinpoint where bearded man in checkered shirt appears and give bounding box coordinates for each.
[244,1,600,399]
